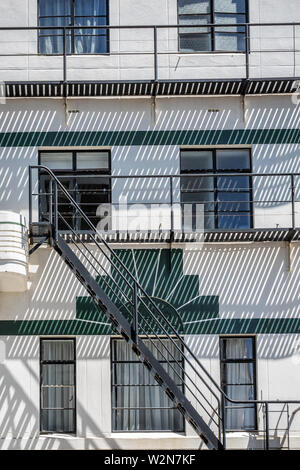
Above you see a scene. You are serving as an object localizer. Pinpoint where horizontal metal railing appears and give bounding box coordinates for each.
[29,165,300,449]
[0,22,299,83]
[32,171,300,236]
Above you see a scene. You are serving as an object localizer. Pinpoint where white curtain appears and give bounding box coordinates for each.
[41,340,75,433]
[224,339,255,430]
[39,0,71,54]
[39,0,107,54]
[113,340,184,431]
[74,0,107,54]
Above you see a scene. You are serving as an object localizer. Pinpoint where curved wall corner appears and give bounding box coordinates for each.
[0,211,28,292]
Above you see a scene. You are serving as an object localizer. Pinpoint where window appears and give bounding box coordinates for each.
[180,148,252,230]
[178,0,247,52]
[38,0,109,54]
[111,338,185,432]
[40,339,76,433]
[39,150,111,231]
[220,337,257,431]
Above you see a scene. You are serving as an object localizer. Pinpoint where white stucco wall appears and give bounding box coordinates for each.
[0,94,299,230]
[0,241,300,448]
[0,0,299,81]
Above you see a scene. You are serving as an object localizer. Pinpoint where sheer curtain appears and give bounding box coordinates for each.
[41,340,75,433]
[39,0,71,54]
[39,0,107,54]
[112,340,184,432]
[74,0,107,54]
[224,339,255,430]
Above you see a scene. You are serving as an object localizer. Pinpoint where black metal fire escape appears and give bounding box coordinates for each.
[29,165,226,450]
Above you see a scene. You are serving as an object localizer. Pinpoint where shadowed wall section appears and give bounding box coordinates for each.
[76,248,219,334]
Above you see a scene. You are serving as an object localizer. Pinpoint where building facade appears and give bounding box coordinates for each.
[0,0,299,450]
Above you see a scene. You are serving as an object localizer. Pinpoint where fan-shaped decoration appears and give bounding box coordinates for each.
[76,249,219,334]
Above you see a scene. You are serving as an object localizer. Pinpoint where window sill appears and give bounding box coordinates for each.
[177,50,246,55]
[111,432,186,437]
[37,53,111,57]
[40,432,77,437]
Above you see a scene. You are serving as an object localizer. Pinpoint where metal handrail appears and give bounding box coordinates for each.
[29,165,300,449]
[36,170,300,235]
[1,22,300,82]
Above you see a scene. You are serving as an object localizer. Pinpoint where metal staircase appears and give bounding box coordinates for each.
[28,165,300,450]
[29,165,225,450]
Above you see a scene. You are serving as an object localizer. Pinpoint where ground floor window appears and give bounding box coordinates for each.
[111,338,184,432]
[220,336,257,431]
[40,338,76,433]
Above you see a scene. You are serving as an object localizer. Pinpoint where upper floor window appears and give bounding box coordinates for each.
[178,0,247,52]
[180,148,252,230]
[38,0,109,54]
[39,150,111,231]
[220,336,257,431]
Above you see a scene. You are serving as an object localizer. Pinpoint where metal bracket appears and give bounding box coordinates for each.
[29,236,49,256]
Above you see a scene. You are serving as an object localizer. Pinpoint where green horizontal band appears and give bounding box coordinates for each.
[0,128,299,148]
[0,222,26,228]
[0,317,300,336]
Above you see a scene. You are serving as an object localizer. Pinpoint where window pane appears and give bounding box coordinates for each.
[223,363,254,385]
[217,175,250,191]
[218,212,250,229]
[179,34,212,52]
[181,176,214,192]
[76,152,109,170]
[178,0,211,14]
[218,192,250,212]
[179,15,211,34]
[74,34,108,54]
[42,386,75,409]
[181,151,213,172]
[42,364,75,386]
[39,0,71,17]
[113,409,184,432]
[39,16,72,30]
[74,0,107,17]
[76,175,110,229]
[215,32,245,51]
[225,405,256,430]
[214,13,246,32]
[40,152,73,170]
[182,191,215,211]
[42,340,75,361]
[216,149,250,170]
[214,0,246,13]
[41,410,75,433]
[222,338,254,360]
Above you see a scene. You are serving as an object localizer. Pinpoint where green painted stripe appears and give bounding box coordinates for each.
[0,318,300,336]
[0,128,299,148]
[0,222,26,228]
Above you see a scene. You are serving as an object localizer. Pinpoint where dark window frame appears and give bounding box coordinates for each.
[37,0,110,55]
[40,337,77,435]
[180,147,253,230]
[219,335,258,432]
[177,0,249,53]
[111,337,185,433]
[38,149,112,232]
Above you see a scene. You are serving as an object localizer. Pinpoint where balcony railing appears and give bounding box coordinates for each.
[0,22,300,88]
[29,169,300,243]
